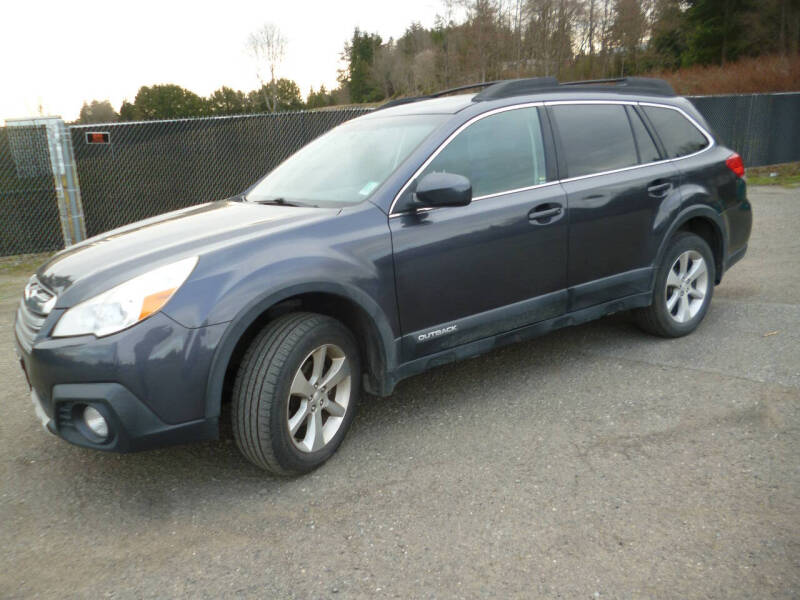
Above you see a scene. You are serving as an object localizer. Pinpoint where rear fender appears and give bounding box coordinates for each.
[653,203,727,286]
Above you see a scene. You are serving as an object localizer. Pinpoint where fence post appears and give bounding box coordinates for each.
[49,118,86,245]
[5,116,86,247]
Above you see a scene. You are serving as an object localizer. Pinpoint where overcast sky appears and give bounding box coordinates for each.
[0,0,445,122]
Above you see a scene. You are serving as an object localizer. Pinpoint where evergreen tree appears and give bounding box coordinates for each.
[208,87,249,115]
[132,85,208,120]
[247,79,304,113]
[340,28,384,103]
[683,0,754,65]
[77,100,119,124]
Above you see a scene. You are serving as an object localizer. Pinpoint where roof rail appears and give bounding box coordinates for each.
[429,81,502,97]
[560,77,675,96]
[472,76,675,101]
[472,77,559,101]
[375,76,675,111]
[375,81,501,111]
[376,96,428,111]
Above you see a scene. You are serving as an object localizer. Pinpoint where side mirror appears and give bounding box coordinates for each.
[414,172,472,208]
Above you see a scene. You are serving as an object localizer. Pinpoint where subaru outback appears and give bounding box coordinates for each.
[14,77,752,475]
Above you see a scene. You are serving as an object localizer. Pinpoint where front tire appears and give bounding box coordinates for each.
[636,232,715,338]
[232,312,360,475]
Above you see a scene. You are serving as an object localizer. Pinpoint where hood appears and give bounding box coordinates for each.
[38,200,337,306]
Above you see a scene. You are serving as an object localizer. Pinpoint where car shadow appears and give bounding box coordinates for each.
[41,312,643,512]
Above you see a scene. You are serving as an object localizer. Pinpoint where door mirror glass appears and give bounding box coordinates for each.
[414,172,472,207]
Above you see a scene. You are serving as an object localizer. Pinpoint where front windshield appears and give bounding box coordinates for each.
[246,114,446,206]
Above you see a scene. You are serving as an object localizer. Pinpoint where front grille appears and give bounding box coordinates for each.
[14,277,55,353]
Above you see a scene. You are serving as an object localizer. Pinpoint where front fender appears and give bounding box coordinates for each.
[198,274,398,419]
[159,202,398,418]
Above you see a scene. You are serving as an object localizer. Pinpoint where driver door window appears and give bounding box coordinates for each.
[420,106,549,198]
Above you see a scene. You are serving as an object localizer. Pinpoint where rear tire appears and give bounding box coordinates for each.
[636,232,715,338]
[232,312,360,475]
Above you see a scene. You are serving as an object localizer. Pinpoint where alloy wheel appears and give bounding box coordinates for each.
[665,250,708,323]
[287,343,352,453]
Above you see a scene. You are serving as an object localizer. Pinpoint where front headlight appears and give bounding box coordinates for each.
[52,257,198,338]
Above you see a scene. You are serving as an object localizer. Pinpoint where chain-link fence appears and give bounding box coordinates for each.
[1,94,799,257]
[689,93,800,167]
[70,108,371,237]
[0,125,63,256]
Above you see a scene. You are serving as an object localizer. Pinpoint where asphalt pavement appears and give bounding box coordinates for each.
[1,186,798,599]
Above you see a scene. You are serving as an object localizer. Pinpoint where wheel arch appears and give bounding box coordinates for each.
[655,206,727,285]
[204,283,397,420]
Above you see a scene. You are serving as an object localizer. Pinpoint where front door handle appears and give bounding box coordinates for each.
[647,181,673,198]
[528,205,563,224]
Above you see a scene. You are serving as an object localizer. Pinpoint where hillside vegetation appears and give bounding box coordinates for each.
[76,0,800,122]
[654,55,800,95]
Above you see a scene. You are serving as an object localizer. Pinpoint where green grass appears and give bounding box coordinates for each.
[747,162,800,187]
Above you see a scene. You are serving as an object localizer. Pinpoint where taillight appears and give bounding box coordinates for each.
[726,153,745,178]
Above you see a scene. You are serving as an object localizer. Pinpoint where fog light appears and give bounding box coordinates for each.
[82,406,109,439]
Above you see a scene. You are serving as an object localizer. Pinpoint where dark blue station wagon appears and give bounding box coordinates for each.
[15,77,752,474]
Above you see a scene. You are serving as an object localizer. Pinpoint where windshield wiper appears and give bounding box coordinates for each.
[249,197,309,207]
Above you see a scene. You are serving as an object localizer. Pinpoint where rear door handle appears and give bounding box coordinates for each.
[647,181,673,198]
[528,206,562,223]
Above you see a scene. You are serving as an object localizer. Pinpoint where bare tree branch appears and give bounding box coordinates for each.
[246,23,287,112]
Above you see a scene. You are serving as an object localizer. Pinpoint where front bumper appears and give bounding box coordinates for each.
[30,383,218,452]
[15,311,227,452]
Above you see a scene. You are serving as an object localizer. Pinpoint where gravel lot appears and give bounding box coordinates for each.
[1,186,798,599]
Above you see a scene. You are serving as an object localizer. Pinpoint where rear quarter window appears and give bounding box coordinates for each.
[642,105,710,158]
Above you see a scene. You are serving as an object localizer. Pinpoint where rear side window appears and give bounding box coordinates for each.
[550,104,638,178]
[627,107,661,164]
[642,106,709,158]
[420,106,548,198]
